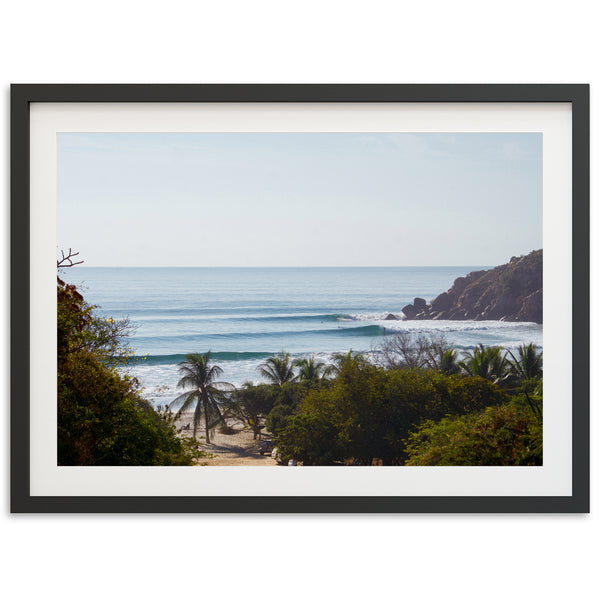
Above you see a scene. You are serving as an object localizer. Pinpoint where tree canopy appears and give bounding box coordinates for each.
[57,277,202,465]
[258,352,296,386]
[276,361,509,465]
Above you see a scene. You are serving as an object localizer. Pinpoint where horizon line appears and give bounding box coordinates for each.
[64,264,492,269]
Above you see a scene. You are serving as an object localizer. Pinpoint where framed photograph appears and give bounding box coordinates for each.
[11,84,589,513]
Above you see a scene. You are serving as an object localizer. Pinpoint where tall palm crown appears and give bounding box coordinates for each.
[293,355,332,383]
[458,344,509,385]
[506,343,543,383]
[330,350,368,371]
[258,352,296,386]
[168,351,232,443]
[438,348,461,376]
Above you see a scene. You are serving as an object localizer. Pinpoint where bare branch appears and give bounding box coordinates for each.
[377,331,454,371]
[57,248,84,269]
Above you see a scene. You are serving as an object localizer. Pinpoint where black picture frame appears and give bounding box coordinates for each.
[11,84,590,513]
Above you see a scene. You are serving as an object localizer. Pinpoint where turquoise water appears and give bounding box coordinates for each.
[62,267,542,405]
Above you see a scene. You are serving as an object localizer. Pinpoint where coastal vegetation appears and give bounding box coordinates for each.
[258,352,296,386]
[57,274,206,466]
[221,383,276,439]
[293,355,334,383]
[405,400,543,466]
[57,253,542,467]
[215,335,543,466]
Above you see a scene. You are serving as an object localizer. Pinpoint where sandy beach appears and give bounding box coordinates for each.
[176,412,278,466]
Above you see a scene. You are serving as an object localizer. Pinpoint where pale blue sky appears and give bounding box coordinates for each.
[57,132,542,266]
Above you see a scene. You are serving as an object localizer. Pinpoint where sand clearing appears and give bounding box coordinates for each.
[176,412,278,466]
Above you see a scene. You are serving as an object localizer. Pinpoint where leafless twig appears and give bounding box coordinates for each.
[57,248,84,269]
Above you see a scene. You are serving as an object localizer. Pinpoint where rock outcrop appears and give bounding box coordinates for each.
[401,250,543,324]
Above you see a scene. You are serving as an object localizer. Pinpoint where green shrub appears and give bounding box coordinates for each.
[276,362,509,466]
[405,402,542,466]
[57,278,202,466]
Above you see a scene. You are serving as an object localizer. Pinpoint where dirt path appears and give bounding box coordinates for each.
[177,414,278,466]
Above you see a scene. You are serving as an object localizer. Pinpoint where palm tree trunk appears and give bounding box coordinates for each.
[193,401,201,440]
[203,394,210,444]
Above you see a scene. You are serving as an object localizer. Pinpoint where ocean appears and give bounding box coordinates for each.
[61,267,543,406]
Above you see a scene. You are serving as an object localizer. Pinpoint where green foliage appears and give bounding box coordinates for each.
[506,343,543,384]
[269,339,542,466]
[439,349,461,376]
[293,355,333,383]
[510,378,543,424]
[330,350,370,374]
[405,367,543,467]
[258,352,296,386]
[277,413,342,466]
[222,382,275,438]
[57,277,202,465]
[57,279,91,359]
[264,381,315,436]
[276,361,509,465]
[405,401,543,466]
[57,277,135,366]
[459,344,509,385]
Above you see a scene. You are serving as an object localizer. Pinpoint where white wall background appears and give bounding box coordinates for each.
[1,2,597,598]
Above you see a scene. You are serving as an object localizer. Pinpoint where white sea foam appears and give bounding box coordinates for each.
[350,314,538,332]
[70,266,542,408]
[348,312,407,322]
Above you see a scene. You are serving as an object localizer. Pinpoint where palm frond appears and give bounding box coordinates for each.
[293,355,327,382]
[205,397,226,430]
[177,373,201,389]
[258,352,296,385]
[506,343,543,383]
[169,390,199,414]
[206,363,224,380]
[459,343,509,384]
[173,350,232,441]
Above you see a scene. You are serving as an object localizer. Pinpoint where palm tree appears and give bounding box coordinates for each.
[328,350,370,377]
[258,352,296,386]
[438,348,461,376]
[506,343,543,383]
[293,355,332,383]
[168,351,233,443]
[459,344,509,385]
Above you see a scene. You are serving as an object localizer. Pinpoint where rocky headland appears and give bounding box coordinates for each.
[400,249,543,324]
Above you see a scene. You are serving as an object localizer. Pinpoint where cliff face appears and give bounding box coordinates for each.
[401,250,543,324]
